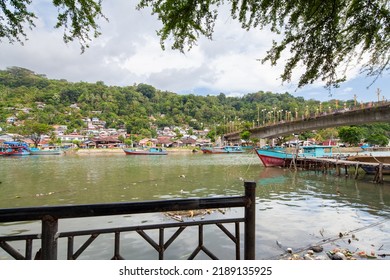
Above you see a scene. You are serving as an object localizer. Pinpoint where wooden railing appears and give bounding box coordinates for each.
[0,181,256,260]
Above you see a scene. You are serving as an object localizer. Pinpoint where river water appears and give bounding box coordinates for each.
[0,151,389,260]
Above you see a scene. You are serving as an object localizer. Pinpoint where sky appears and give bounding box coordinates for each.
[0,0,388,103]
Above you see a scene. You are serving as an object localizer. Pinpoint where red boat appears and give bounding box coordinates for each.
[254,147,293,167]
[1,142,30,156]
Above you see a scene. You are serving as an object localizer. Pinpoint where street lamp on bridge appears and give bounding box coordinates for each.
[261,109,266,125]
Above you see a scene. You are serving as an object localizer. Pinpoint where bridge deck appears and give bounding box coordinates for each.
[223,101,390,142]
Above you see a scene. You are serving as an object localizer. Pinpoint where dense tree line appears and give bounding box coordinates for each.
[0,67,389,146]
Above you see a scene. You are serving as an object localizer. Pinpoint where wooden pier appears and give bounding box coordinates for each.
[291,157,390,183]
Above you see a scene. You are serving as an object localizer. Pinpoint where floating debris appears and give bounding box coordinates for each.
[165,208,226,222]
[308,245,323,253]
[281,246,388,260]
[35,192,55,197]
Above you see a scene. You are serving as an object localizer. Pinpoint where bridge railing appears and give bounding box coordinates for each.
[224,101,390,138]
[0,181,256,260]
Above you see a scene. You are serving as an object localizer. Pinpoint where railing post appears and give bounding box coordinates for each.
[244,181,256,260]
[41,215,58,260]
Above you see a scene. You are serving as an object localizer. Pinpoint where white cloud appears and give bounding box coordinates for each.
[343,87,353,93]
[0,0,388,102]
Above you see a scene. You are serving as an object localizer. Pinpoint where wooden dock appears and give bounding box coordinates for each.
[291,156,390,183]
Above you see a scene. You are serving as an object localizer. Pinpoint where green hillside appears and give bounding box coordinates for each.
[0,66,388,145]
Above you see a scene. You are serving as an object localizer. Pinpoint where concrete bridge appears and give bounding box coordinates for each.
[223,102,390,142]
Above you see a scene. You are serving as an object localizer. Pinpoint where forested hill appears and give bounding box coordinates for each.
[0,66,388,145]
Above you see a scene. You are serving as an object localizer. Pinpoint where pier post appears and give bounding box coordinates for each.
[244,181,256,260]
[354,163,360,179]
[336,164,341,176]
[376,163,384,183]
[41,215,58,260]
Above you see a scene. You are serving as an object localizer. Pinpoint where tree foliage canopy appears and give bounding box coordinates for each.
[1,1,389,87]
[137,0,390,89]
[338,126,363,146]
[0,0,106,52]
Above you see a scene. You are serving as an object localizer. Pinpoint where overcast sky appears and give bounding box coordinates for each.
[0,0,388,103]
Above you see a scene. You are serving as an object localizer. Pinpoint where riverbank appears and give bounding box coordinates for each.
[75,146,364,155]
[75,147,196,155]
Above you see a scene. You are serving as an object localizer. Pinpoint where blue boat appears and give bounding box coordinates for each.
[29,147,63,155]
[254,146,294,167]
[299,145,333,158]
[2,141,30,156]
[123,147,168,155]
[255,145,334,167]
[201,146,243,154]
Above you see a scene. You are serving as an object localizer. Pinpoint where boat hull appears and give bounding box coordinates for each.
[1,141,30,156]
[201,146,243,154]
[29,150,63,155]
[3,150,30,156]
[359,165,390,175]
[347,155,390,175]
[123,148,167,155]
[254,148,293,167]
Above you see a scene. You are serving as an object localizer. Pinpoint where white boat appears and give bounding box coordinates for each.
[29,148,63,155]
[123,147,168,155]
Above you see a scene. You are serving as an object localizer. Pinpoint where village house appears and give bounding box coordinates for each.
[91,136,122,148]
[181,136,197,147]
[20,107,32,114]
[6,116,16,124]
[58,133,88,143]
[160,127,176,137]
[53,125,67,136]
[138,138,158,147]
[35,102,46,109]
[69,103,80,110]
[157,136,173,147]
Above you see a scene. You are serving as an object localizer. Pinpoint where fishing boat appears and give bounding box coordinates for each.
[29,147,64,155]
[123,147,168,155]
[0,145,8,156]
[254,146,294,167]
[299,145,334,158]
[254,145,334,167]
[201,146,243,154]
[1,141,30,156]
[346,154,390,175]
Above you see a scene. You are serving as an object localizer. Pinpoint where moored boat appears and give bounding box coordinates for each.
[346,155,390,175]
[0,146,8,156]
[201,146,243,154]
[254,146,294,167]
[1,141,30,156]
[123,147,168,155]
[299,145,334,158]
[254,145,334,167]
[29,147,64,155]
